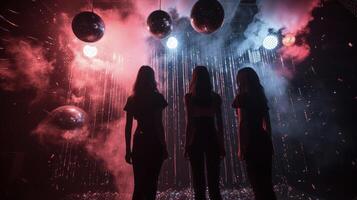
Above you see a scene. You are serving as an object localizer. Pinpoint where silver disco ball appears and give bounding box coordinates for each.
[147,10,173,39]
[190,0,225,34]
[72,11,105,42]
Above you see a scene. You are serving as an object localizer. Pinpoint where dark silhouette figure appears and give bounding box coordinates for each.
[184,66,225,200]
[124,66,168,200]
[232,67,276,200]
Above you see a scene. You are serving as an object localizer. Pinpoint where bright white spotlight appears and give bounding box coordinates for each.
[263,35,279,50]
[166,36,178,49]
[83,45,98,58]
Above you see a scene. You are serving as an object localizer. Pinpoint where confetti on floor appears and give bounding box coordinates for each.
[63,184,321,200]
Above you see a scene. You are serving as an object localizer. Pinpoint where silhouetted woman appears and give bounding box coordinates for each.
[185,66,225,200]
[232,67,276,200]
[124,66,168,200]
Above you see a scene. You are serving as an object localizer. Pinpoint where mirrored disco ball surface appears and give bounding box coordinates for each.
[48,105,88,130]
[72,11,105,43]
[190,0,225,34]
[147,10,173,39]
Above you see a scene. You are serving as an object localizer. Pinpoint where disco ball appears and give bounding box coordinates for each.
[190,0,224,34]
[48,105,88,130]
[147,10,172,39]
[72,11,105,43]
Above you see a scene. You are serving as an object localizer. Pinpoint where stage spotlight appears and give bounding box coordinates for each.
[282,34,296,47]
[166,36,178,49]
[83,45,98,58]
[263,35,279,50]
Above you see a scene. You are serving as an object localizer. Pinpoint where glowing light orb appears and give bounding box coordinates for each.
[83,45,98,58]
[166,36,178,49]
[282,34,296,47]
[263,35,279,50]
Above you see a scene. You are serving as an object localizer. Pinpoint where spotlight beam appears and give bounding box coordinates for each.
[263,35,279,50]
[83,45,98,58]
[166,36,178,49]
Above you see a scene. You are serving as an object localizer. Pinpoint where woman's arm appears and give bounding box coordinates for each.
[184,95,192,158]
[154,111,168,160]
[216,99,226,158]
[237,108,248,160]
[155,111,166,146]
[125,112,133,164]
[263,110,272,135]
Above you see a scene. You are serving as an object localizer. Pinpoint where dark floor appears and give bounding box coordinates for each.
[63,184,320,200]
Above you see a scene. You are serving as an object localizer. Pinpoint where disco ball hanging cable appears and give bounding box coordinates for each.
[88,0,94,12]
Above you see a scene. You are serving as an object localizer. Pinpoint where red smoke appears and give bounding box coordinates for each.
[259,0,320,34]
[0,40,54,96]
[1,0,321,197]
[85,121,134,199]
[0,1,157,197]
[258,0,320,63]
[279,43,311,63]
[54,6,152,199]
[33,120,90,145]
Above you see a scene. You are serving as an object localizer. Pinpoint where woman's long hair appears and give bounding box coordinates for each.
[189,66,213,105]
[133,65,158,97]
[237,67,268,109]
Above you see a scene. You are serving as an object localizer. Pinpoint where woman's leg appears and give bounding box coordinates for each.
[132,135,146,200]
[145,157,163,200]
[246,159,262,200]
[132,159,145,200]
[206,150,222,200]
[246,158,276,200]
[260,158,276,200]
[190,150,206,200]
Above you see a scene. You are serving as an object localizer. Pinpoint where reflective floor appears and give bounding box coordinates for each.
[63,184,320,200]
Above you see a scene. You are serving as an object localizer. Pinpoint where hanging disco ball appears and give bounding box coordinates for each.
[72,11,105,43]
[147,10,172,39]
[190,0,225,34]
[48,105,88,130]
